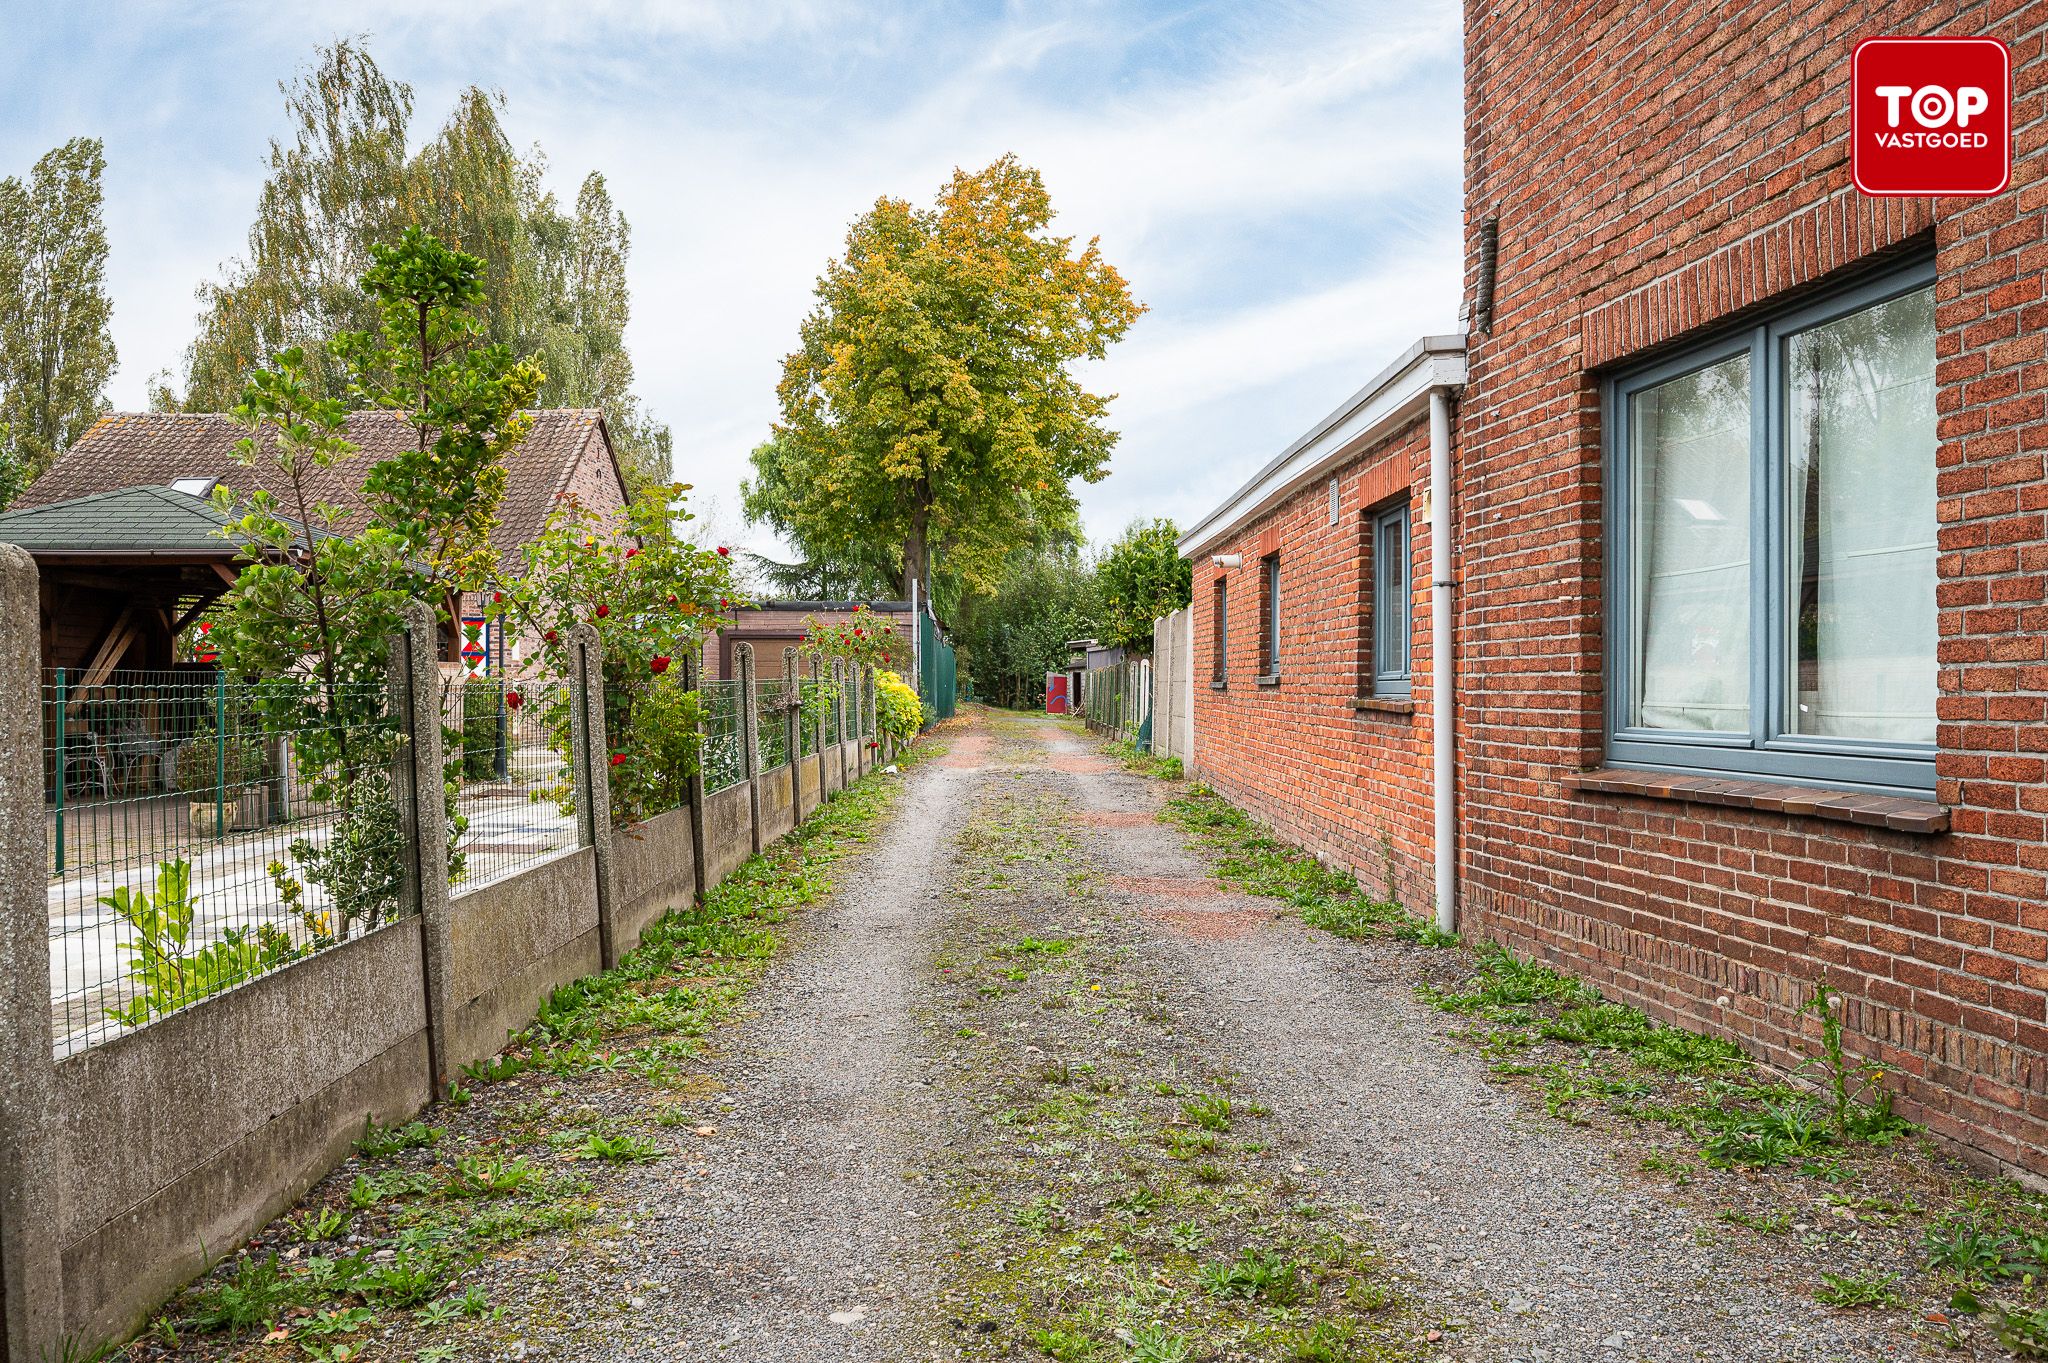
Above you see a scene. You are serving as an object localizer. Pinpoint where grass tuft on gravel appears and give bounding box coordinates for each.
[1161,785,1455,946]
[1107,737,1184,780]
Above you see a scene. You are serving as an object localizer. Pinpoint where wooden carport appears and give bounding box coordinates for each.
[0,485,261,681]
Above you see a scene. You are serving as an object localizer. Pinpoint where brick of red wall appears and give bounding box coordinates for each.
[1459,0,2048,1179]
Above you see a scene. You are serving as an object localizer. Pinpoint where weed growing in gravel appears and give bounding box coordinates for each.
[1420,945,1919,1180]
[1107,737,1184,780]
[1162,786,1453,946]
[355,1120,443,1159]
[1813,1270,1906,1309]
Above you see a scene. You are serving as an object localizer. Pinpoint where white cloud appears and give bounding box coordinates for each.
[20,0,1462,561]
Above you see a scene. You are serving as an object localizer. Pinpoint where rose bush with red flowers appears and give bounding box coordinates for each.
[484,484,747,823]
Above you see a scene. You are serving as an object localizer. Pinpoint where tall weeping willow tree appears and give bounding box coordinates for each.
[169,39,671,492]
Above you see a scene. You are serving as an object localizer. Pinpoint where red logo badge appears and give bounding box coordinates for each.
[1853,37,2011,197]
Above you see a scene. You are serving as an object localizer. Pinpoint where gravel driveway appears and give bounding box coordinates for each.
[583,750,983,1361]
[1026,714,1936,1363]
[132,708,1967,1363]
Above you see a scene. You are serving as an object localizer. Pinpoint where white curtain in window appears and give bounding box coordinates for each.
[1631,354,1752,733]
[1786,286,1937,745]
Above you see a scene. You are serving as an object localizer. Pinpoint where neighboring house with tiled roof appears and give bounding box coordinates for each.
[13,408,628,676]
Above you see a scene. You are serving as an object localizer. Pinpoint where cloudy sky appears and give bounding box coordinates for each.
[0,0,1463,553]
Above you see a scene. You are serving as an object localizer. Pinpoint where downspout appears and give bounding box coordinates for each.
[1429,386,1458,936]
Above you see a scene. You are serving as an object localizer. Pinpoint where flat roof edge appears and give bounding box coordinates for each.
[1178,334,1466,558]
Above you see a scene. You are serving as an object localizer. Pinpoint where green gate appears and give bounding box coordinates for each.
[916,610,957,728]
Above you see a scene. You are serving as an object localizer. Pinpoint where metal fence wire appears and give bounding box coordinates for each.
[756,677,791,771]
[798,673,824,758]
[453,678,579,890]
[1081,659,1152,747]
[701,679,745,793]
[44,669,403,1054]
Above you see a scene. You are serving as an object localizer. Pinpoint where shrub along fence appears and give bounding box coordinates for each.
[1080,657,1152,748]
[0,545,899,1363]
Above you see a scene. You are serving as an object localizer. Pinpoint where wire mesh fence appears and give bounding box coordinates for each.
[45,669,402,1054]
[797,675,822,758]
[756,677,791,771]
[452,678,580,890]
[702,679,746,793]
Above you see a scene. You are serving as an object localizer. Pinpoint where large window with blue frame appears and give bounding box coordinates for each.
[1604,257,1938,794]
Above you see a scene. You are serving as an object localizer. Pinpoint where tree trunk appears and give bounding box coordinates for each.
[904,499,931,607]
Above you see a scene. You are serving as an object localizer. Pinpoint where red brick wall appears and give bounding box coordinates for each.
[1459,0,2047,1176]
[1190,421,1439,913]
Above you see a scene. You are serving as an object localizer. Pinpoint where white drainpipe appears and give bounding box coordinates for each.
[1429,386,1458,935]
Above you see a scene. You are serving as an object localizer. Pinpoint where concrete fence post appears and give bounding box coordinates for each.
[783,647,804,822]
[389,602,454,1095]
[866,665,881,765]
[736,643,762,855]
[682,653,709,903]
[0,546,64,1363]
[832,659,848,791]
[569,624,620,967]
[809,653,826,801]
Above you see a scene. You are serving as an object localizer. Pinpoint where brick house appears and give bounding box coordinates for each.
[1185,7,2046,1176]
[15,408,629,677]
[1180,339,1465,917]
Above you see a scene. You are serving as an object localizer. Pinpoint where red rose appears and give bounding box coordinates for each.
[667,594,679,605]
[626,547,640,558]
[506,691,523,711]
[720,598,730,610]
[650,655,671,675]
[716,546,729,557]
[610,752,626,767]
[595,604,610,619]
[544,629,559,644]
[854,628,864,637]
[491,591,503,604]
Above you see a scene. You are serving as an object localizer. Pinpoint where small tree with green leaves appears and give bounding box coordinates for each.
[338,226,544,607]
[1096,517,1191,654]
[205,348,417,939]
[209,228,540,933]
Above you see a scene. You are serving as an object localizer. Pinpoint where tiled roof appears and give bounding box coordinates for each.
[0,485,252,554]
[17,409,619,571]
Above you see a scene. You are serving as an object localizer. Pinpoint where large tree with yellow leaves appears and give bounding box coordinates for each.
[746,155,1142,615]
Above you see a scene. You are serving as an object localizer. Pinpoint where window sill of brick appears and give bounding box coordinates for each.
[1255,674,1281,688]
[1351,696,1414,716]
[1564,768,1948,834]
[1210,681,1227,692]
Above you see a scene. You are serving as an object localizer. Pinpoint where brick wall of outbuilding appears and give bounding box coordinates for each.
[1190,420,1440,915]
[1457,0,2048,1177]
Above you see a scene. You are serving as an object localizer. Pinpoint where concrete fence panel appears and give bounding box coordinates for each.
[53,919,432,1346]
[613,804,698,947]
[703,782,754,887]
[445,849,603,1074]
